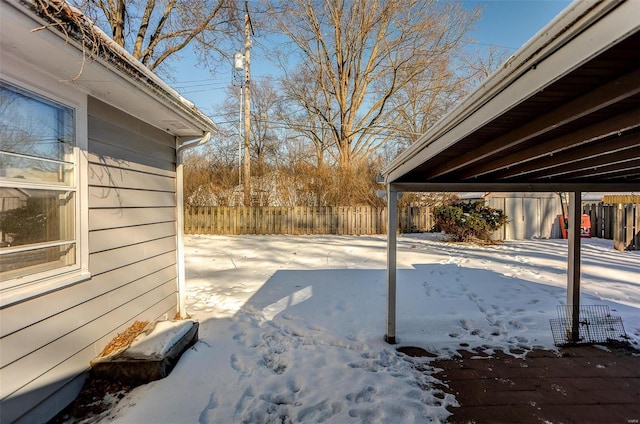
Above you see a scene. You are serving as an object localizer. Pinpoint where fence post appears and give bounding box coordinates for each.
[624,204,634,250]
[613,204,625,251]
[634,204,640,250]
[600,205,606,239]
[588,204,595,238]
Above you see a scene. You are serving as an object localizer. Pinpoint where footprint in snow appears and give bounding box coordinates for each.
[260,391,296,406]
[348,407,381,421]
[348,360,379,373]
[287,377,302,394]
[509,320,526,330]
[296,400,344,422]
[230,354,251,376]
[346,385,377,403]
[459,320,474,331]
[234,387,256,417]
[198,392,218,424]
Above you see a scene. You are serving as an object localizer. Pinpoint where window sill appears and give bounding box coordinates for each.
[0,270,92,308]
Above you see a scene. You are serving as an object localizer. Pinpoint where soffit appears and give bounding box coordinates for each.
[385,1,639,193]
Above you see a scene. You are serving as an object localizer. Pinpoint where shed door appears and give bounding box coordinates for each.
[506,198,541,240]
[523,198,541,239]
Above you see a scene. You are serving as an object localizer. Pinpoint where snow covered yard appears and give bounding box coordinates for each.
[103,234,640,423]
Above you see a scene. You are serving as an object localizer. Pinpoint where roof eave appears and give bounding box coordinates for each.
[382,0,632,184]
[2,0,217,137]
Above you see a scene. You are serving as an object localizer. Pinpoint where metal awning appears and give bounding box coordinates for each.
[380,0,639,344]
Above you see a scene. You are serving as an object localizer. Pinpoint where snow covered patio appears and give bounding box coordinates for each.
[94,234,639,423]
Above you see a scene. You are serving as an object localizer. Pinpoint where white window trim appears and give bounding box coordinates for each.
[1,58,90,308]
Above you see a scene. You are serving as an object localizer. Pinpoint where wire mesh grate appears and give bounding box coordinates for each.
[549,305,628,346]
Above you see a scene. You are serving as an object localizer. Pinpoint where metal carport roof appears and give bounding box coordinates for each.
[380,0,639,344]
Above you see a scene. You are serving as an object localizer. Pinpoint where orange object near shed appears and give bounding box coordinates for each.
[558,214,591,239]
[580,214,592,238]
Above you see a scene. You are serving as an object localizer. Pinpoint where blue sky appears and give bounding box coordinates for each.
[467,0,571,49]
[173,0,572,118]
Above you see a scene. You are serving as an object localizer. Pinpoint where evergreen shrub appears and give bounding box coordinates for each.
[433,200,508,242]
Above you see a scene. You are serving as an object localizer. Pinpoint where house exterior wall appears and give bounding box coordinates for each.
[86,98,179,328]
[0,95,179,423]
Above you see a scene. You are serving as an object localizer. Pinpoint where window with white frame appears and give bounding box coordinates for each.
[0,81,78,284]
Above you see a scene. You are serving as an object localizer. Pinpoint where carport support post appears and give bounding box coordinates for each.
[567,191,582,342]
[385,184,398,344]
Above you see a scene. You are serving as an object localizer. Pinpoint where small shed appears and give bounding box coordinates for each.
[457,192,563,240]
[0,0,217,422]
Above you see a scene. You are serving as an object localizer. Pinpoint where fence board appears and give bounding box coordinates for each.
[185,206,432,235]
[625,205,634,250]
[583,202,638,250]
[635,204,640,250]
[605,205,613,239]
[614,205,625,251]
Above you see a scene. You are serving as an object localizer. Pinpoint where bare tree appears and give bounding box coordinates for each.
[71,0,240,72]
[388,43,510,149]
[221,78,283,177]
[387,55,468,148]
[248,78,284,175]
[461,44,511,88]
[279,67,335,169]
[268,0,479,170]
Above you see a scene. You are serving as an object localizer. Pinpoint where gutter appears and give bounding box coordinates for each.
[13,0,216,133]
[175,132,211,318]
[177,132,212,156]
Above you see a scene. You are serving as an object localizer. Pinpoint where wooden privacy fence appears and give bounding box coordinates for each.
[184,206,432,235]
[583,203,640,250]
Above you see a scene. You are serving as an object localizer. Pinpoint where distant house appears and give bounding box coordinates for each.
[456,192,564,240]
[0,0,217,422]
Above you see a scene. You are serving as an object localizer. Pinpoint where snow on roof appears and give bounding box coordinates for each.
[18,0,216,134]
[455,192,488,200]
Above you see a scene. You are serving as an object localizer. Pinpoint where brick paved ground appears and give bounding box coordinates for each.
[432,346,640,424]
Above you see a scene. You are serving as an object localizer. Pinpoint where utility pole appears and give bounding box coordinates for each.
[243,1,252,207]
[234,52,244,191]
